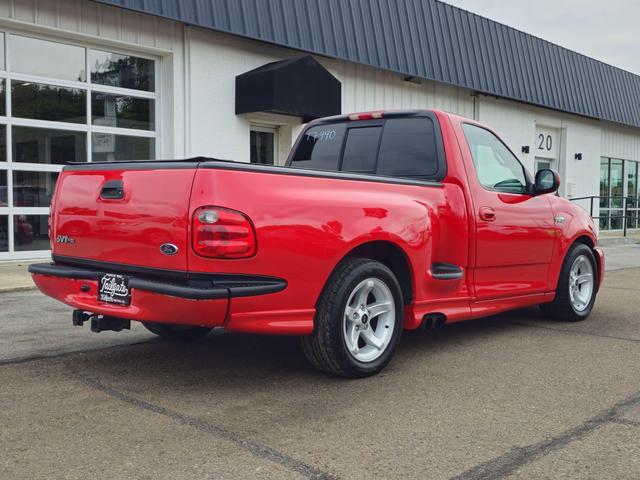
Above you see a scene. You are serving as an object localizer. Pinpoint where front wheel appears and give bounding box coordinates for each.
[142,322,213,340]
[301,258,404,378]
[540,243,598,322]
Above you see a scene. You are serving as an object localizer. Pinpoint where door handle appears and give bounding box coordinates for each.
[479,206,496,222]
[100,180,124,200]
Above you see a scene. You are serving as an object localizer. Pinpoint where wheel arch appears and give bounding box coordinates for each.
[554,234,600,291]
[573,234,595,248]
[323,240,414,306]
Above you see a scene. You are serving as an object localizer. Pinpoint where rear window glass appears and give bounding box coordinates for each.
[290,124,346,170]
[341,126,382,173]
[376,118,438,178]
[289,116,441,179]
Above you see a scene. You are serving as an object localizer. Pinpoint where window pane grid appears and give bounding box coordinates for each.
[0,30,160,256]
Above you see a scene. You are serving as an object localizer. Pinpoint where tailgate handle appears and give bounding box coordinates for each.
[100,180,124,200]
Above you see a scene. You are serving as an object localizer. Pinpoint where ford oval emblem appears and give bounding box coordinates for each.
[160,243,179,256]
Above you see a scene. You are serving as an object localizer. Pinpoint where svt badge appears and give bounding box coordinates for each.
[56,235,76,244]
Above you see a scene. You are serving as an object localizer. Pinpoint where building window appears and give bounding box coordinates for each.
[0,31,160,259]
[250,125,278,165]
[535,159,552,172]
[599,157,640,231]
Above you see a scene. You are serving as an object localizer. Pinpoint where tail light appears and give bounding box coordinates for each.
[192,206,257,259]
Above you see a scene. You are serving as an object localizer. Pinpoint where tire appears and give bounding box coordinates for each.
[142,322,213,340]
[301,258,404,378]
[540,243,598,322]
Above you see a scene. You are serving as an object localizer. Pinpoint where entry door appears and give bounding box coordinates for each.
[461,123,556,299]
[250,125,279,165]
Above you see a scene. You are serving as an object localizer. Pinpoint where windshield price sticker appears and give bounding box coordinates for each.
[305,130,337,141]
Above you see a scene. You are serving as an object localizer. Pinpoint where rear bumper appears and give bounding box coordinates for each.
[29,262,287,328]
[28,262,286,300]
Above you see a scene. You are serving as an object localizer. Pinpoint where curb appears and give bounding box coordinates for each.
[0,285,37,294]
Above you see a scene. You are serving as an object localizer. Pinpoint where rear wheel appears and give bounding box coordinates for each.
[142,322,213,340]
[301,258,404,378]
[540,243,597,322]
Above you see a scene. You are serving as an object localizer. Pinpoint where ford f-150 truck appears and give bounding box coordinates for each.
[29,110,604,377]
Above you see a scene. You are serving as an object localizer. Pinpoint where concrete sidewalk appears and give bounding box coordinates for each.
[0,261,38,293]
[2,243,640,292]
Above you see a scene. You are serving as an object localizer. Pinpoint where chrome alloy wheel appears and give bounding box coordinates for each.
[569,254,594,312]
[342,278,396,363]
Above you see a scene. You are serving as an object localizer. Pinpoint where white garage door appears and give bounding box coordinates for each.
[0,31,160,260]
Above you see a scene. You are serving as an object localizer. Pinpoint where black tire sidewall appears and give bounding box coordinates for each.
[332,261,404,375]
[545,243,598,321]
[565,245,598,318]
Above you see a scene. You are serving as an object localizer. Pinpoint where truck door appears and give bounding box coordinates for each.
[459,123,555,299]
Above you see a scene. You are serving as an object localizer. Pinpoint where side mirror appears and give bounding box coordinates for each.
[534,169,560,195]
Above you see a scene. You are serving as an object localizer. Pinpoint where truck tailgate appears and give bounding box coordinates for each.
[52,164,198,271]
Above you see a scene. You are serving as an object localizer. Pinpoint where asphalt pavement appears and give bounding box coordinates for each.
[1,256,640,479]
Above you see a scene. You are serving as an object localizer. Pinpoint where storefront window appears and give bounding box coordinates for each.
[0,169,6,205]
[91,92,154,130]
[0,215,8,252]
[90,50,155,92]
[600,158,640,231]
[627,161,639,229]
[12,127,86,164]
[12,82,86,123]
[11,35,86,82]
[0,79,5,116]
[13,214,49,252]
[92,133,155,162]
[12,171,58,208]
[0,32,159,259]
[610,160,624,229]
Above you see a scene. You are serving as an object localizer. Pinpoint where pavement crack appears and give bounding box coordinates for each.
[507,321,640,344]
[450,389,640,480]
[66,365,337,480]
[0,340,154,367]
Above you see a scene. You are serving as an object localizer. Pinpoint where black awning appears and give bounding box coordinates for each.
[235,56,341,122]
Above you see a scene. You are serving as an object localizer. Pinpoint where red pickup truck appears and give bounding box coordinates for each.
[30,110,604,377]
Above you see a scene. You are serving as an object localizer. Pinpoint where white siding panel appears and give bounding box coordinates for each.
[2,0,176,51]
[13,0,35,23]
[34,0,56,27]
[79,0,99,36]
[601,124,640,161]
[58,0,80,32]
[324,57,473,118]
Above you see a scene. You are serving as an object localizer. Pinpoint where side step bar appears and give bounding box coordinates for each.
[431,263,464,280]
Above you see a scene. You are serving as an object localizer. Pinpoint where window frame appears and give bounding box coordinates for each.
[462,122,532,195]
[0,29,161,260]
[249,124,279,166]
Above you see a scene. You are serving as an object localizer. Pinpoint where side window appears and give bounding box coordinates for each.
[377,118,439,178]
[462,124,527,193]
[290,124,347,171]
[341,126,382,173]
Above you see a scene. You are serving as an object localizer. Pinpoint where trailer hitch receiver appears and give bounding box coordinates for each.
[72,310,130,332]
